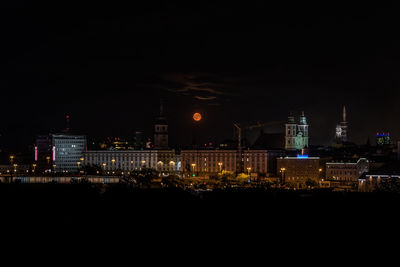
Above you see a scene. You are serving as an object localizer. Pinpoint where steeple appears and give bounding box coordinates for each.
[154,99,168,149]
[335,106,348,143]
[343,106,346,123]
[299,111,307,125]
[287,112,295,123]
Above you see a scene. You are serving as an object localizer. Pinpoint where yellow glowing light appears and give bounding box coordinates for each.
[193,113,202,122]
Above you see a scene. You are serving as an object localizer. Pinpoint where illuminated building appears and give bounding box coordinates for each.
[83,150,180,174]
[376,133,391,146]
[277,155,326,188]
[180,149,274,177]
[52,134,87,173]
[325,158,369,187]
[335,106,348,143]
[358,162,400,192]
[9,176,120,184]
[100,137,133,150]
[154,100,168,149]
[285,112,309,151]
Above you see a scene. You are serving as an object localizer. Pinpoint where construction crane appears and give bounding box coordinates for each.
[233,121,284,174]
[233,123,243,174]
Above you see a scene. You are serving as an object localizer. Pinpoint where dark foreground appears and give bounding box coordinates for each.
[1,184,398,264]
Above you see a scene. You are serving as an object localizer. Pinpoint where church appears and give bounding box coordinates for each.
[285,112,309,151]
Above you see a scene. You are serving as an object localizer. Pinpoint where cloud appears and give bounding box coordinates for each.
[161,73,232,102]
[194,95,217,100]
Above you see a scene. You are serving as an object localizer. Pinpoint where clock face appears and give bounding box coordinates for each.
[193,113,202,122]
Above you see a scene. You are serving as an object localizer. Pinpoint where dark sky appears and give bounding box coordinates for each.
[1,1,399,150]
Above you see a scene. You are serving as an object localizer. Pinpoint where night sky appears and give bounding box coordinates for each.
[1,1,399,150]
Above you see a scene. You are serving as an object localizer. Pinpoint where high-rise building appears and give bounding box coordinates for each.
[154,101,168,149]
[52,134,87,173]
[335,106,348,142]
[285,112,309,151]
[35,134,87,173]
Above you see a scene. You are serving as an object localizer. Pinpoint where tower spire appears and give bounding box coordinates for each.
[343,106,346,122]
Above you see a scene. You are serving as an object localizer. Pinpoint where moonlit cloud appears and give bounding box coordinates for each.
[194,95,218,100]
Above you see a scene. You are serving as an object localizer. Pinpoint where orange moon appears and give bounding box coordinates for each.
[193,113,202,122]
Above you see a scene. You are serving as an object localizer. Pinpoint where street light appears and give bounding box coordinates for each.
[247,167,252,175]
[32,164,37,174]
[280,167,286,185]
[218,162,223,173]
[170,161,175,173]
[13,164,18,174]
[9,155,15,165]
[102,163,107,174]
[191,163,196,176]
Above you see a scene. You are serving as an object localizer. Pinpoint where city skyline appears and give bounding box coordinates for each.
[1,1,399,257]
[0,101,396,151]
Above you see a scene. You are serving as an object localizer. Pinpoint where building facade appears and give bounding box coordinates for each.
[277,156,323,187]
[326,158,369,185]
[52,134,87,173]
[285,112,309,151]
[83,150,180,174]
[34,134,87,173]
[180,149,275,177]
[359,174,400,192]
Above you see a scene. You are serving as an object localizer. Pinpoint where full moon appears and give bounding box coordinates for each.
[193,113,202,122]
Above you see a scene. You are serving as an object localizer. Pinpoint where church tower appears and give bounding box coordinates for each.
[154,100,168,149]
[285,114,297,150]
[297,111,309,149]
[285,112,309,151]
[335,106,348,143]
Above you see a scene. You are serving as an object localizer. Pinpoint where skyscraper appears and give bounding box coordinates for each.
[335,106,348,142]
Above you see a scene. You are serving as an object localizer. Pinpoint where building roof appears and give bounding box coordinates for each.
[327,158,368,164]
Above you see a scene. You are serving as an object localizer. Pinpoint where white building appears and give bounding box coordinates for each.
[83,150,180,174]
[326,158,369,183]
